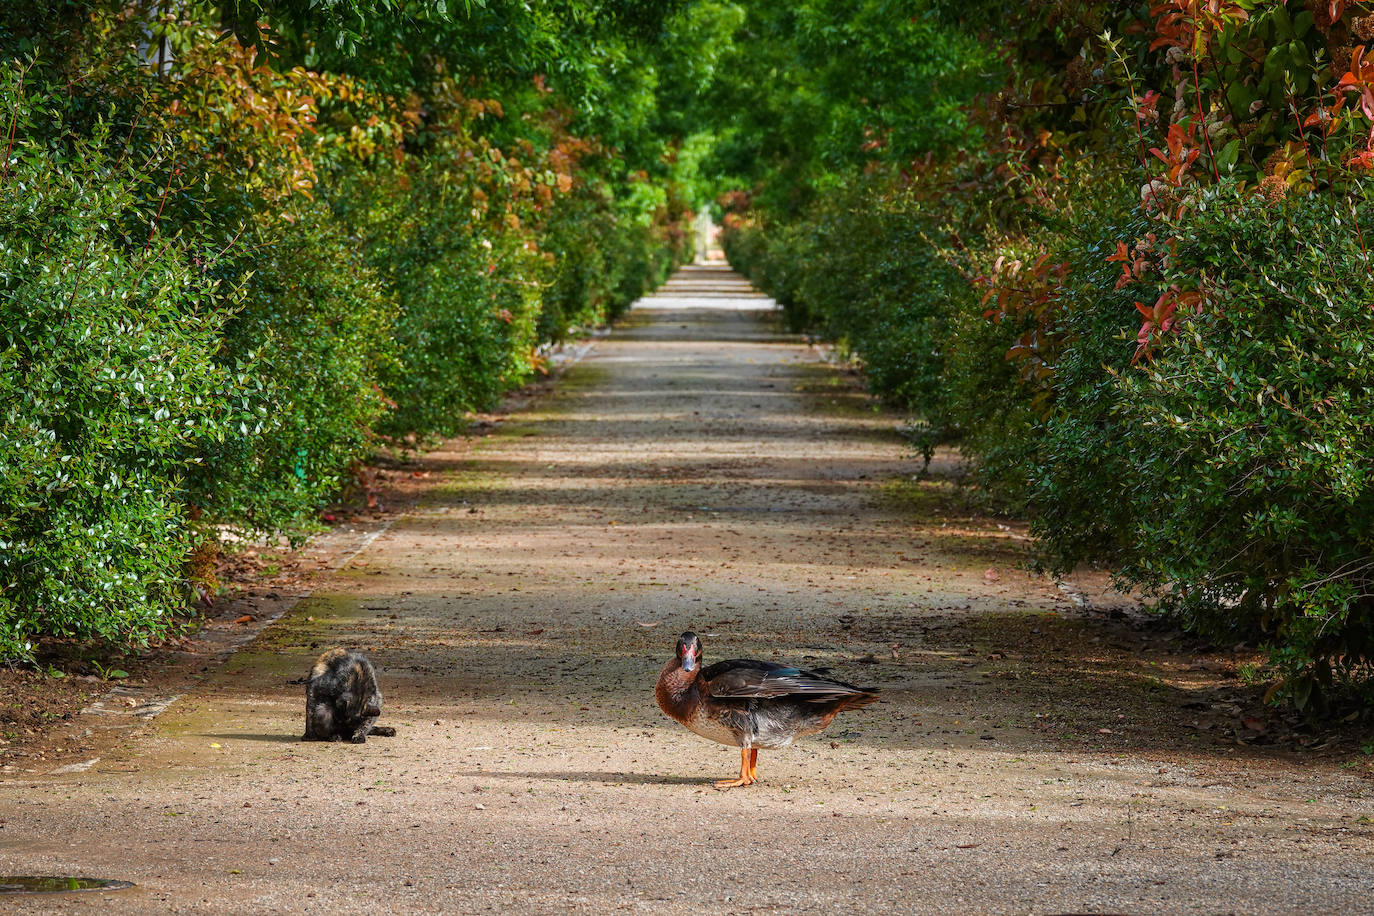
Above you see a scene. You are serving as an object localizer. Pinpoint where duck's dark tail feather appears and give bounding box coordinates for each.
[815,689,880,711]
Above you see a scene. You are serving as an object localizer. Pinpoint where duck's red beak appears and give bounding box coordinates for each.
[681,645,698,672]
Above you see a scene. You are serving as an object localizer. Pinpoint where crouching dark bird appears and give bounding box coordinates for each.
[655,631,879,789]
[302,648,397,743]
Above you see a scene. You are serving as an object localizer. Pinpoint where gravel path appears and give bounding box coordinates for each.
[2,265,1371,914]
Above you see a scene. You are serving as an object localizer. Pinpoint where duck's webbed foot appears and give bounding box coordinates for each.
[714,747,759,790]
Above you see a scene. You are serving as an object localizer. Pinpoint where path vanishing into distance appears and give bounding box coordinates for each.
[3,264,1372,914]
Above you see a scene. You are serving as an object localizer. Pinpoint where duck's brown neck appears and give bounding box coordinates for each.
[655,658,700,724]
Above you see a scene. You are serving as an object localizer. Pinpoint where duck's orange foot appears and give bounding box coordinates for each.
[714,748,759,789]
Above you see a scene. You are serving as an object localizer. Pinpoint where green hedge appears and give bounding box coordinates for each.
[190,199,398,536]
[0,93,239,656]
[1091,188,1374,708]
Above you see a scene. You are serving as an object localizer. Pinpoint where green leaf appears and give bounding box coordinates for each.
[1215,139,1241,174]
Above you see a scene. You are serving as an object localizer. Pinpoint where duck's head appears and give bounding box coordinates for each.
[675,631,702,673]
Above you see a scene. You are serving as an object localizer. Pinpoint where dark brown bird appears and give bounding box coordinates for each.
[655,631,879,788]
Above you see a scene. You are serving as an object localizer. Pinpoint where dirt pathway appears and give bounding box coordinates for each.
[3,265,1371,914]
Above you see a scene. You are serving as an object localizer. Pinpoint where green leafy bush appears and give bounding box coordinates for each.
[1013,187,1150,557]
[1108,186,1374,706]
[1016,182,1374,707]
[0,87,238,658]
[190,200,398,535]
[540,191,623,343]
[337,158,544,440]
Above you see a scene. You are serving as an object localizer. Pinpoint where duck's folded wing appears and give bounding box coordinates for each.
[702,659,867,699]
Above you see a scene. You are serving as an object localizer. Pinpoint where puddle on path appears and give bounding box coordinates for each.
[0,876,135,894]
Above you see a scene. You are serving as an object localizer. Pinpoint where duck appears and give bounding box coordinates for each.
[655,631,879,789]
